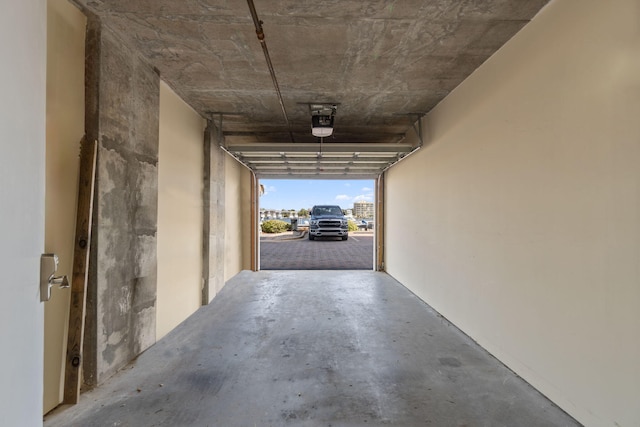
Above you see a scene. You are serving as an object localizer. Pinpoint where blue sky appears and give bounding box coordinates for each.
[260,179,375,211]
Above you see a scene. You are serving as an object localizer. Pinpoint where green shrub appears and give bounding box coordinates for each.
[347,220,359,232]
[261,219,291,233]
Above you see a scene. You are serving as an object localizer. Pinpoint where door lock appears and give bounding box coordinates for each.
[40,253,70,302]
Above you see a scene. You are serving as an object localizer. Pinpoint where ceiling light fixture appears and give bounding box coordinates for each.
[310,104,337,138]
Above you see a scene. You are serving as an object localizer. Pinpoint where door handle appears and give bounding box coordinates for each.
[40,253,70,302]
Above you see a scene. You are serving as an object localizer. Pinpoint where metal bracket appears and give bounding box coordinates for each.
[395,112,425,147]
[411,114,425,147]
[40,253,69,302]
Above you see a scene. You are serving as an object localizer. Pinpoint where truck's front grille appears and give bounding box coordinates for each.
[319,220,341,228]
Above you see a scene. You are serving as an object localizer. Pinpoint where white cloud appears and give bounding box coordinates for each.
[361,187,372,192]
[344,183,351,187]
[335,194,352,201]
[353,194,373,202]
[261,185,277,196]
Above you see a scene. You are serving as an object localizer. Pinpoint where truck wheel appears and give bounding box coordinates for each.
[309,234,315,240]
[342,235,348,241]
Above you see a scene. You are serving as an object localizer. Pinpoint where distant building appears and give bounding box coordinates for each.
[353,201,374,218]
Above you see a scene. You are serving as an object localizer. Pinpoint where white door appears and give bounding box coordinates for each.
[0,1,48,425]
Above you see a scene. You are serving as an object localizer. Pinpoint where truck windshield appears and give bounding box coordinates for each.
[314,206,343,216]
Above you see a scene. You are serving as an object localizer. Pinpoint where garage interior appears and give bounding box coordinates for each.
[1,1,638,426]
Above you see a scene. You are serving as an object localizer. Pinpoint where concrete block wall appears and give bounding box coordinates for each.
[84,18,159,386]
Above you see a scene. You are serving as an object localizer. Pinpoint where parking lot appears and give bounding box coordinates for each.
[260,231,374,270]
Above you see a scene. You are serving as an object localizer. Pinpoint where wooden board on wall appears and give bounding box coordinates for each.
[63,138,97,404]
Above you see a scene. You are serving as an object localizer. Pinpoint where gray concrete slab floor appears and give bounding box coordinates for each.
[45,271,580,427]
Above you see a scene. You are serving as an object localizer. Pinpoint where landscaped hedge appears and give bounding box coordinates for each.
[347,220,359,231]
[261,219,291,233]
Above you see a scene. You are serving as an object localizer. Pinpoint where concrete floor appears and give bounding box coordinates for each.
[45,271,579,427]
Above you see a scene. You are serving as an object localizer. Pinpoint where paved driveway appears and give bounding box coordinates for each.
[260,232,374,270]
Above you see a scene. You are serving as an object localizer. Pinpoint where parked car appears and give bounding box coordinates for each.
[309,205,349,240]
[357,219,374,230]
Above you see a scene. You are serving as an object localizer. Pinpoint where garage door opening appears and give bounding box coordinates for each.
[259,179,375,270]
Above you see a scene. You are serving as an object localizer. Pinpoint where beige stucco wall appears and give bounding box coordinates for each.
[385,1,640,426]
[241,172,253,270]
[44,0,86,413]
[224,157,251,281]
[157,81,206,339]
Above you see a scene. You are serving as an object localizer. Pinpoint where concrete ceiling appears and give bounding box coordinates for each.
[73,0,550,178]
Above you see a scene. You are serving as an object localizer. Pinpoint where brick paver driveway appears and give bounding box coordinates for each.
[260,232,373,270]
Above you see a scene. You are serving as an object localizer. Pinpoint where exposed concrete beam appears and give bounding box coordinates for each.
[84,20,160,388]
